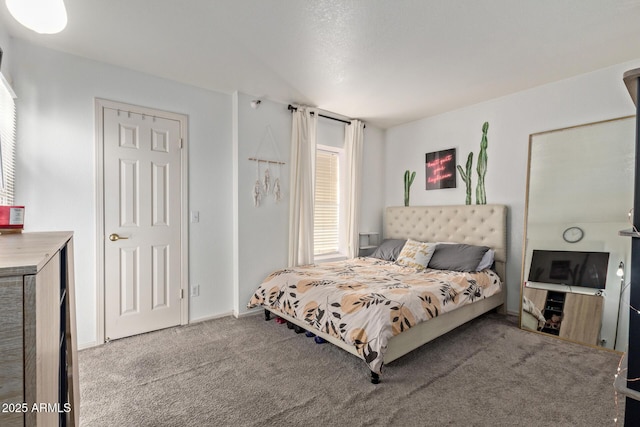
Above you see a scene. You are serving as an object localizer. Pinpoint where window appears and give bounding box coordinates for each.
[313,119,348,260]
[314,148,339,255]
[0,72,16,205]
[314,146,342,256]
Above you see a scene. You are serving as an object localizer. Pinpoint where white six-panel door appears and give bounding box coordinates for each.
[100,102,186,341]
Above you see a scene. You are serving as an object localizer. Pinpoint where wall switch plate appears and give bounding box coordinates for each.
[191,284,200,297]
[191,211,200,223]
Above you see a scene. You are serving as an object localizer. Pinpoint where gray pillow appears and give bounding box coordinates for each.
[370,239,406,262]
[428,243,490,272]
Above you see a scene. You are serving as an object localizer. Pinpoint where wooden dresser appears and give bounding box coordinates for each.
[0,232,79,427]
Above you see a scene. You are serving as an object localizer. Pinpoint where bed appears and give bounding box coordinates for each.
[248,204,507,383]
[521,295,546,331]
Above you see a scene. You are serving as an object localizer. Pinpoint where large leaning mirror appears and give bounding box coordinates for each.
[520,116,634,351]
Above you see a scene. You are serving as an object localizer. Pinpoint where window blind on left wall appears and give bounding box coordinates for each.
[0,72,16,205]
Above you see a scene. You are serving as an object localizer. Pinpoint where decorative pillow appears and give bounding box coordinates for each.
[428,243,490,272]
[395,239,437,270]
[476,249,495,271]
[370,239,406,262]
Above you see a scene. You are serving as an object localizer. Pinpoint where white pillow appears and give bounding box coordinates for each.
[476,249,495,271]
[395,239,437,270]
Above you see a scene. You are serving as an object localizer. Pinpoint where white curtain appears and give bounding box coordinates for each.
[344,119,365,259]
[288,107,318,267]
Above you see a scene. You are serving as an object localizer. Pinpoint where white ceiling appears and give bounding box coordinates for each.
[2,0,640,128]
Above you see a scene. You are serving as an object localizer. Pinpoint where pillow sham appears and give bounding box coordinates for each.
[370,239,407,262]
[395,239,437,270]
[428,243,490,272]
[476,249,495,271]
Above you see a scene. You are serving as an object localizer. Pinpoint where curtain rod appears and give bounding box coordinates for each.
[288,104,363,127]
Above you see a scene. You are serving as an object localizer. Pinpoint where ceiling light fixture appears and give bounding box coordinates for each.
[6,0,68,34]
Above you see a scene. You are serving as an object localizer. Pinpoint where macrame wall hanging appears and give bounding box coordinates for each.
[249,125,285,207]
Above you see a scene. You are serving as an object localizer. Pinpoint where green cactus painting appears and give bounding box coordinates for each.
[476,122,489,205]
[404,170,416,206]
[456,152,473,205]
[457,121,490,205]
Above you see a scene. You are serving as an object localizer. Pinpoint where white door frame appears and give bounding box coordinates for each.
[95,98,189,344]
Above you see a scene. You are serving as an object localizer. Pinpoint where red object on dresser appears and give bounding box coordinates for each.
[0,205,25,231]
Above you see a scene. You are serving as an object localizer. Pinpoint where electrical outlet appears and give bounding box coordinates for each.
[190,284,200,297]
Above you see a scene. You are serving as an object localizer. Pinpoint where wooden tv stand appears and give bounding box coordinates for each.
[524,286,603,346]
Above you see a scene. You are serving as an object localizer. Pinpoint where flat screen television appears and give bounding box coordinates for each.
[527,250,610,289]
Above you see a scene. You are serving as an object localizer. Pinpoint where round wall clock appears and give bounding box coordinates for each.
[562,226,584,243]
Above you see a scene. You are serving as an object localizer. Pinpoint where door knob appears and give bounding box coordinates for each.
[109,233,129,242]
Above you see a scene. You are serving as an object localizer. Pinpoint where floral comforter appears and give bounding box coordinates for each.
[247,257,502,374]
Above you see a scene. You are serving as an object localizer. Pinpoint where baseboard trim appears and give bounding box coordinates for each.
[234,308,262,318]
[190,311,234,324]
[78,340,99,350]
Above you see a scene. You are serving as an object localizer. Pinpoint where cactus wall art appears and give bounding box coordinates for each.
[476,122,489,205]
[457,121,489,205]
[456,152,473,205]
[404,170,416,206]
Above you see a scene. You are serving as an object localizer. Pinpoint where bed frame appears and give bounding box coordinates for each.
[264,204,508,383]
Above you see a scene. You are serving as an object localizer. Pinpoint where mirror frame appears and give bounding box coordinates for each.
[519,115,635,350]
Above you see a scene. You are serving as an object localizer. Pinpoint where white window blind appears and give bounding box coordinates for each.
[314,148,340,256]
[0,72,16,205]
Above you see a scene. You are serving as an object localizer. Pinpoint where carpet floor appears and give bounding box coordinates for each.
[79,312,623,426]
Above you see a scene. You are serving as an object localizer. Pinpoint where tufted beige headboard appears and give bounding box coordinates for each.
[384,205,508,282]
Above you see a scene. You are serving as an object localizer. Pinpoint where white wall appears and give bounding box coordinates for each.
[360,125,386,238]
[0,25,12,78]
[11,39,233,346]
[233,93,291,316]
[385,59,640,315]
